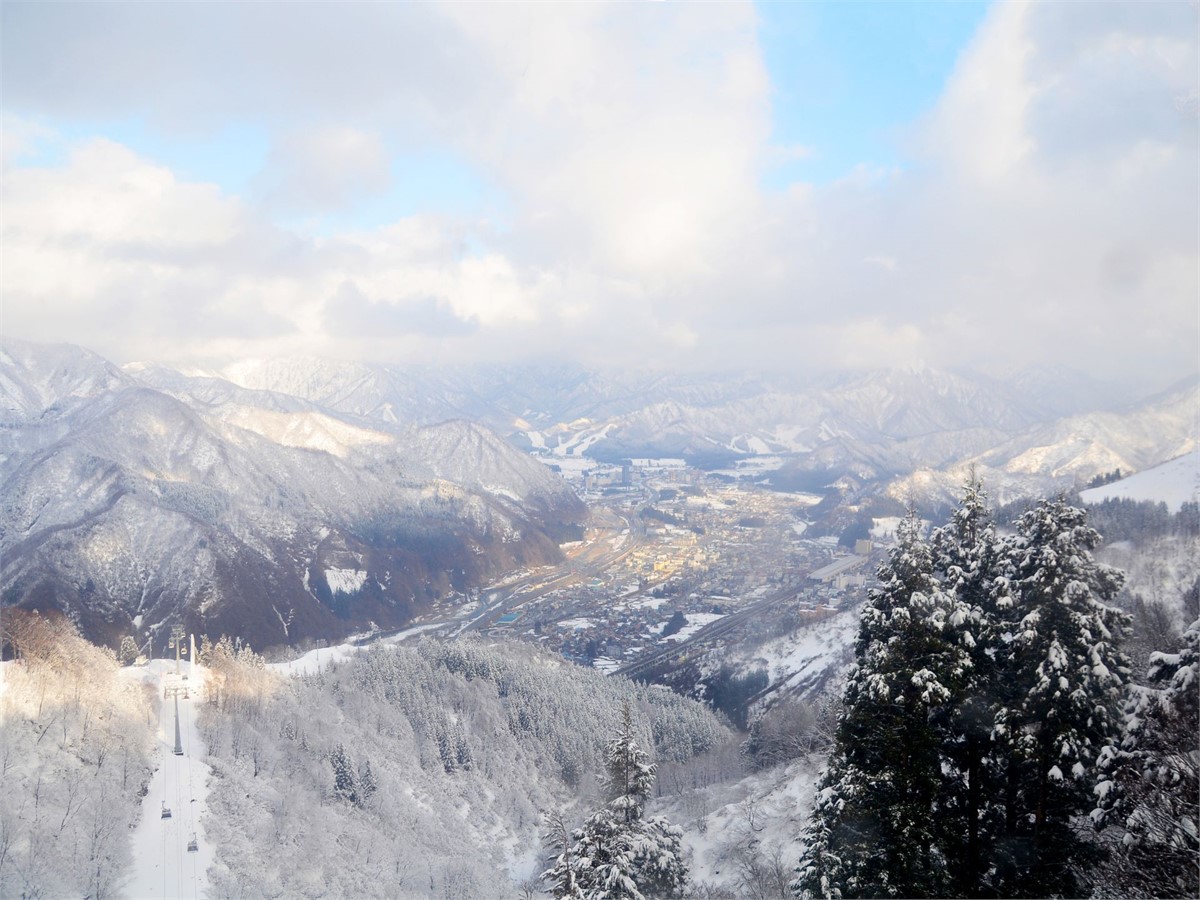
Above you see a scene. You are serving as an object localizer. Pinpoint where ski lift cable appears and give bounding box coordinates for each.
[163,742,169,899]
[182,685,200,897]
[177,707,186,891]
[187,659,202,897]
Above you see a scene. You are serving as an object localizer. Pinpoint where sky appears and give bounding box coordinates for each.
[1,1,1196,387]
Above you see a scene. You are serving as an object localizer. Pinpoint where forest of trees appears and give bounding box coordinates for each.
[0,610,156,899]
[1,482,1194,899]
[794,483,1198,899]
[195,638,728,897]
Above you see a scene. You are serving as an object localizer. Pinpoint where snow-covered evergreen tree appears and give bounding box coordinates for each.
[796,492,1140,899]
[542,703,688,899]
[794,512,975,899]
[604,704,658,825]
[1094,618,1199,898]
[929,474,1007,895]
[542,811,587,900]
[119,634,139,665]
[991,496,1132,897]
[357,759,377,808]
[331,743,358,805]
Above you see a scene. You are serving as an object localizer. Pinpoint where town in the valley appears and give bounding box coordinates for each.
[409,456,881,674]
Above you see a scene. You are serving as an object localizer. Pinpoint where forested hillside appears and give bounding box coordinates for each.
[0,611,157,898]
[3,486,1195,900]
[0,621,730,899]
[197,638,728,897]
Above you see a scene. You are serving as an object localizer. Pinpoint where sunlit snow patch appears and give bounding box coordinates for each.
[325,567,367,594]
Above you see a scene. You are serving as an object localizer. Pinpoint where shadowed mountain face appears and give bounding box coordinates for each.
[0,340,585,651]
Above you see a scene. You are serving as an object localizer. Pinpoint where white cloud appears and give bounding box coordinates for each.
[256,126,390,214]
[0,114,55,170]
[0,1,1195,386]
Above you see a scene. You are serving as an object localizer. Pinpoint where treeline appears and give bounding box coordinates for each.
[994,494,1200,544]
[795,485,1199,899]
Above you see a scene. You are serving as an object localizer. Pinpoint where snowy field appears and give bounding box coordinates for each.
[655,755,823,891]
[1081,450,1200,511]
[659,612,725,642]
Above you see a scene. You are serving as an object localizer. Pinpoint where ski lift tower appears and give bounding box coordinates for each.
[169,624,186,675]
[172,695,184,755]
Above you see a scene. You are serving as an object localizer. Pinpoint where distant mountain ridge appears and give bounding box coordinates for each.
[217,354,1190,500]
[0,340,584,650]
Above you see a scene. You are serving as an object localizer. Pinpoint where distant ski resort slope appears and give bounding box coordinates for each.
[1081,450,1200,512]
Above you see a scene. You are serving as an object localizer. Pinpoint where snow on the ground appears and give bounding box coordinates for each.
[660,613,725,642]
[737,608,860,701]
[483,483,522,502]
[1100,533,1200,624]
[871,516,903,540]
[382,621,448,643]
[629,597,669,610]
[325,567,367,594]
[558,617,595,630]
[268,642,358,676]
[124,659,215,900]
[592,656,622,674]
[655,756,823,892]
[1081,450,1200,512]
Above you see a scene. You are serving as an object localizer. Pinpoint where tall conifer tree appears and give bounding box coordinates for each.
[1094,618,1199,898]
[543,704,687,899]
[991,497,1131,897]
[929,474,1006,895]
[794,512,974,898]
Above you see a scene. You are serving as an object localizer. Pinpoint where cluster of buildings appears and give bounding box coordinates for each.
[486,469,881,667]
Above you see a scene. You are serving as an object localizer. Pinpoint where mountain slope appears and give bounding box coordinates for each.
[1080,449,1200,512]
[0,341,584,650]
[220,357,1169,487]
[887,377,1199,504]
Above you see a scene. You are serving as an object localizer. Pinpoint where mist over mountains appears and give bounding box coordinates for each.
[221,353,1195,504]
[2,337,1195,650]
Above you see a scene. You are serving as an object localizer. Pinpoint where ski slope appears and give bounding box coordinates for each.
[1081,450,1200,512]
[124,660,214,899]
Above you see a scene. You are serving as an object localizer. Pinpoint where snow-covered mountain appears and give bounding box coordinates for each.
[220,357,1174,484]
[887,375,1199,505]
[0,340,584,650]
